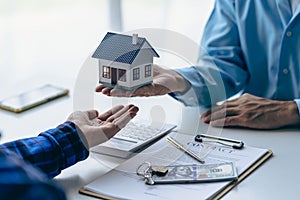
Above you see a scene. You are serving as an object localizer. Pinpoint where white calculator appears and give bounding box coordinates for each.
[91,121,176,158]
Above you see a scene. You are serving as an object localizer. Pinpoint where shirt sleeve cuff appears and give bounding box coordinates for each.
[39,122,89,170]
[294,99,300,115]
[169,87,199,107]
[168,67,218,107]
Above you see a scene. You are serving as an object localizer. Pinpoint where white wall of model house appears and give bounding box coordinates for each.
[98,42,154,89]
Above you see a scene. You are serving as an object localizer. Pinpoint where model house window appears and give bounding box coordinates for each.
[102,66,110,78]
[145,64,151,77]
[133,68,140,80]
[118,69,126,82]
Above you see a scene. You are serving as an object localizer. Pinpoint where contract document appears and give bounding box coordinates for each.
[81,132,272,200]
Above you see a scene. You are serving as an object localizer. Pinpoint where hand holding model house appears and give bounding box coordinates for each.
[93,32,190,97]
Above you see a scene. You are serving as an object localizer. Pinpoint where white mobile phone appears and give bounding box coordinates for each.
[0,84,69,113]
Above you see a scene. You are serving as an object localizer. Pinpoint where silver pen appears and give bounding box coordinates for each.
[166,136,205,164]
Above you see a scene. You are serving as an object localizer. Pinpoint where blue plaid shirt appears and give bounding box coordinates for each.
[0,121,89,200]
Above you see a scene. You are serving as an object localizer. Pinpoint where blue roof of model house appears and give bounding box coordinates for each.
[92,32,159,64]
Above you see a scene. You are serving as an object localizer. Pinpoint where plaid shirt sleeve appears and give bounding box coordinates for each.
[0,121,89,178]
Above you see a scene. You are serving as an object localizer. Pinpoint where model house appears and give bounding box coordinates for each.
[92,32,159,90]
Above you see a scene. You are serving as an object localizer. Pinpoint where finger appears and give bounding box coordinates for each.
[85,110,99,120]
[110,88,134,97]
[201,107,239,123]
[201,101,237,120]
[100,107,138,139]
[201,105,225,121]
[211,108,239,121]
[214,98,241,111]
[99,106,139,140]
[106,104,136,122]
[113,106,139,129]
[98,105,124,121]
[95,85,106,92]
[201,109,211,120]
[209,103,228,114]
[102,87,113,96]
[210,116,241,127]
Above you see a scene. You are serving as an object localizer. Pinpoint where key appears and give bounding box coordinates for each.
[151,166,168,177]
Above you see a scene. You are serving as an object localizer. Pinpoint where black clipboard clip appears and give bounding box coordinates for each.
[195,134,244,149]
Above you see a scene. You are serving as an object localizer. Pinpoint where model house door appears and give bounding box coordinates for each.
[111,68,117,85]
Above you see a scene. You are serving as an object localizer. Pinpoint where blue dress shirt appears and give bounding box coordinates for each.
[0,121,89,200]
[172,0,300,112]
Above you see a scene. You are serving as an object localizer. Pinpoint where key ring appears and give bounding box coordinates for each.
[136,161,152,177]
[136,162,155,185]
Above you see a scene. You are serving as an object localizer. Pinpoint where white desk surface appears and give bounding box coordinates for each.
[0,78,299,200]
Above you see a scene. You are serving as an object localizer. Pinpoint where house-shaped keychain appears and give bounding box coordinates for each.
[92,32,160,90]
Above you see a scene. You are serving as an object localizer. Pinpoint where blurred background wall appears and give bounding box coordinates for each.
[0,0,214,99]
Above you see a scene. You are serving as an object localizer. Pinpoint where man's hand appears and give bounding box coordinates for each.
[95,65,190,97]
[201,93,300,129]
[67,104,139,148]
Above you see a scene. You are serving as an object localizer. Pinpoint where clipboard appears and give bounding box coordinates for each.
[79,133,273,200]
[79,150,272,200]
[211,149,272,199]
[79,188,118,200]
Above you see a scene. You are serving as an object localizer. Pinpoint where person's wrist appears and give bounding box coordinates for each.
[171,70,191,94]
[72,123,90,150]
[285,101,300,126]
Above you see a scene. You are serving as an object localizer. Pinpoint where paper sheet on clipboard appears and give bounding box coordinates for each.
[80,132,272,200]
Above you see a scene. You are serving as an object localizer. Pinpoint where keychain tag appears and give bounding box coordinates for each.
[151,166,169,177]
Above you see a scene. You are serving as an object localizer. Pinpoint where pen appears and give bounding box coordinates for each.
[166,136,205,164]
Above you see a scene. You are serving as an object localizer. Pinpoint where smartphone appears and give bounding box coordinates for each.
[0,84,69,113]
[147,162,238,185]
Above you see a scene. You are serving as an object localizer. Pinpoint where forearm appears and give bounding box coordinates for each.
[170,66,239,107]
[169,0,248,107]
[0,150,67,199]
[0,122,89,178]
